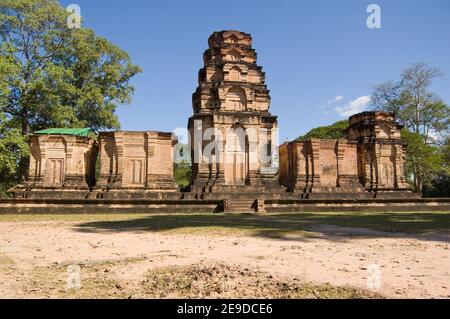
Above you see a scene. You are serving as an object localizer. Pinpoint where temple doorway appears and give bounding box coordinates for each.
[225,126,249,185]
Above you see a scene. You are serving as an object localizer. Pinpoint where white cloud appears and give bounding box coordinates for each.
[335,96,371,117]
[319,95,345,112]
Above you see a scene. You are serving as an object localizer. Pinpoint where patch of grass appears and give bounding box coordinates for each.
[1,211,449,238]
[20,264,128,299]
[74,213,317,238]
[18,257,148,299]
[300,211,450,234]
[0,213,315,237]
[0,213,151,223]
[73,211,450,238]
[0,254,14,265]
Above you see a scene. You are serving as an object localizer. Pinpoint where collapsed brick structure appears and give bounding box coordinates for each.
[279,112,413,198]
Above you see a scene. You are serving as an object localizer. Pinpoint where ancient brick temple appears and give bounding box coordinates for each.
[11,129,178,199]
[9,30,416,209]
[279,112,412,198]
[188,30,281,194]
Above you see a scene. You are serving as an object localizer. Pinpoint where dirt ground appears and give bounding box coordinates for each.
[0,213,449,299]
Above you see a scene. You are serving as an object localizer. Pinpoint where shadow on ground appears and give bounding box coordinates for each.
[74,212,450,242]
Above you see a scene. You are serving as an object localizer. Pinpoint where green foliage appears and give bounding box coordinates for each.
[0,111,29,197]
[173,144,192,189]
[401,129,446,194]
[372,63,449,145]
[423,136,450,197]
[442,136,450,166]
[174,143,191,162]
[296,120,348,140]
[0,0,141,133]
[0,0,141,185]
[423,173,450,198]
[174,161,192,189]
[372,63,449,195]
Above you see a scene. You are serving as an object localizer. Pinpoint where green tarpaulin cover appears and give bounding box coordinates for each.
[34,128,91,137]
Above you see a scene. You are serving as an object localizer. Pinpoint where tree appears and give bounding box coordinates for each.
[442,136,450,165]
[372,63,449,195]
[174,161,192,189]
[372,63,449,145]
[0,110,29,196]
[0,0,142,180]
[423,136,450,197]
[423,173,450,198]
[401,129,445,194]
[173,144,192,189]
[0,41,28,195]
[296,120,348,140]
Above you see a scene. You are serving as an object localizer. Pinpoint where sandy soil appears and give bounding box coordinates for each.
[0,220,449,298]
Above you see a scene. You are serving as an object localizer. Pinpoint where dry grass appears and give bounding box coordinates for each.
[139,263,382,299]
[12,261,382,299]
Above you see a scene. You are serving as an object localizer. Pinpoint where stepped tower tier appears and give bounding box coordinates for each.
[188,30,282,193]
[192,30,271,114]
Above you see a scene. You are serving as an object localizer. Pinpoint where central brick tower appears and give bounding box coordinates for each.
[188,30,282,197]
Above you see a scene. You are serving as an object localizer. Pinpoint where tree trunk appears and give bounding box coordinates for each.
[415,165,423,197]
[418,179,423,197]
[18,107,29,182]
[413,164,423,196]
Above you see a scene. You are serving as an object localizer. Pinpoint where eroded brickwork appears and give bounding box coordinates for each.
[26,134,97,189]
[96,131,178,191]
[10,30,415,204]
[12,130,178,199]
[279,111,412,198]
[346,112,410,191]
[188,30,280,193]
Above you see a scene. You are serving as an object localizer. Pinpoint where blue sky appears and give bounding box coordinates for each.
[60,0,450,141]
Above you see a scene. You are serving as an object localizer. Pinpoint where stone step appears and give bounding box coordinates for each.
[225,199,257,213]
